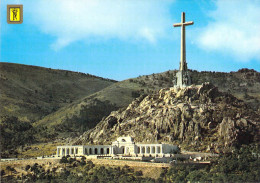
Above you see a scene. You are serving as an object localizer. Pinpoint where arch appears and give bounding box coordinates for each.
[66,148,70,155]
[157,146,161,153]
[75,148,78,154]
[152,147,155,154]
[94,148,98,154]
[101,148,104,154]
[121,139,126,142]
[62,148,65,155]
[121,146,125,154]
[107,148,110,154]
[85,148,88,155]
[137,147,140,153]
[147,146,150,154]
[141,147,145,154]
[71,148,74,154]
[89,148,92,155]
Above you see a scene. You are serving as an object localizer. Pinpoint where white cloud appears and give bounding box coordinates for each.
[197,0,260,62]
[24,0,174,50]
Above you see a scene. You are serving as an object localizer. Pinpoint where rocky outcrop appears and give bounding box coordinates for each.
[74,83,259,153]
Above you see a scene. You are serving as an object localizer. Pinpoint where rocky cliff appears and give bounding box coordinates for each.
[75,83,259,153]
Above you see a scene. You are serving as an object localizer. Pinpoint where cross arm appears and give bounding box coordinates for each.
[173,23,182,27]
[183,21,194,26]
[173,21,194,27]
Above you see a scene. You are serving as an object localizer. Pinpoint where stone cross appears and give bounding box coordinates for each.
[173,12,193,71]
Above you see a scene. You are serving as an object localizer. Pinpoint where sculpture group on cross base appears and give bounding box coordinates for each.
[173,76,177,86]
[183,73,189,85]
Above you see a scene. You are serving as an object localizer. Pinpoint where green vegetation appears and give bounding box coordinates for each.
[17,142,59,158]
[159,145,260,182]
[48,99,118,134]
[0,116,61,158]
[0,116,36,157]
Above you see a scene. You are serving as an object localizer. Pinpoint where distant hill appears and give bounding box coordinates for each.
[0,62,116,122]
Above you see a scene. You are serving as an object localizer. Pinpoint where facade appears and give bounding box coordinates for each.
[57,136,179,157]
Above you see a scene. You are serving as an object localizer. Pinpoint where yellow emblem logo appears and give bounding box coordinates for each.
[7,5,23,24]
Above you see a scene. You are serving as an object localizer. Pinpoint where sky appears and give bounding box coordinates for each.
[1,0,260,81]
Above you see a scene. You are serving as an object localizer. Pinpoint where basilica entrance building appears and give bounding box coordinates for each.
[57,136,179,157]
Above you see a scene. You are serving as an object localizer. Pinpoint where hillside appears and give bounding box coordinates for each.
[75,83,260,153]
[1,63,259,156]
[0,62,116,122]
[36,68,260,139]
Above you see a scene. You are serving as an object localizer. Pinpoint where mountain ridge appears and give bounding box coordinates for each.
[0,62,116,122]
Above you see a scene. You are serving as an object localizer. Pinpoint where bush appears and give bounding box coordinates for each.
[60,156,68,164]
[134,170,143,176]
[25,165,31,171]
[1,170,5,176]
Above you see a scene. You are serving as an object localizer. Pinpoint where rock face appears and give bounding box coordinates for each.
[75,83,259,153]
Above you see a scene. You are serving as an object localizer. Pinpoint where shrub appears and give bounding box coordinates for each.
[60,156,68,164]
[134,171,143,176]
[25,165,31,171]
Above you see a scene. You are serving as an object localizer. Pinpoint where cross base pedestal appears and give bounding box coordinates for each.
[173,70,191,88]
